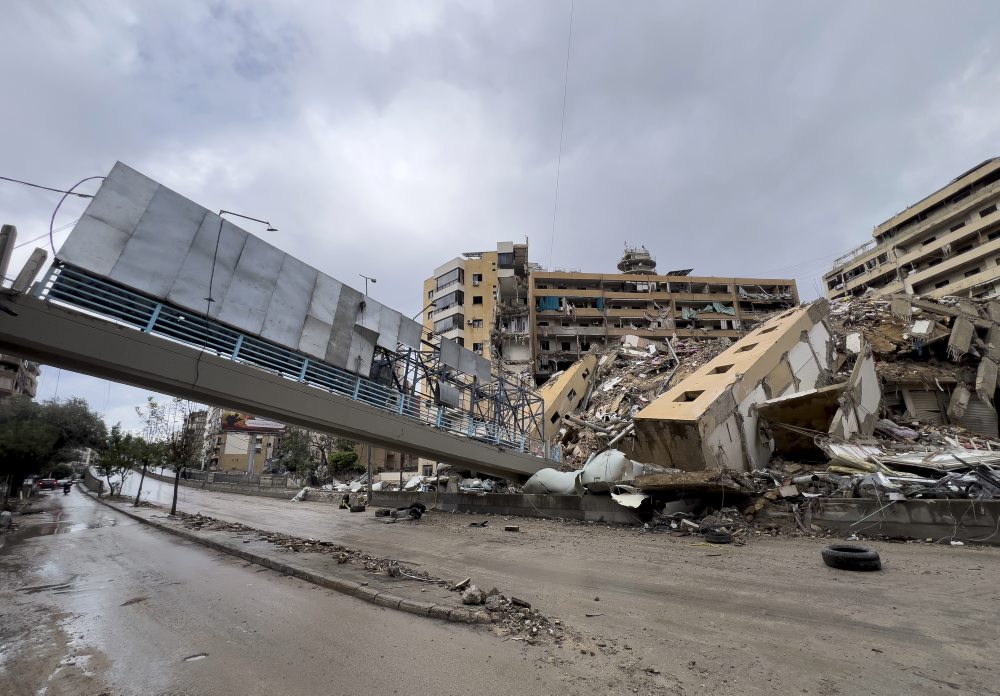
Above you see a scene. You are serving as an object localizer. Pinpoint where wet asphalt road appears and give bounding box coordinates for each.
[0,489,585,696]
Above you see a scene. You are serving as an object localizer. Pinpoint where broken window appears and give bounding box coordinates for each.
[472,273,483,285]
[561,341,571,351]
[934,279,950,289]
[964,268,981,278]
[540,340,550,350]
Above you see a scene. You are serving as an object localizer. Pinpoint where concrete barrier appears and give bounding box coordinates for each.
[759,498,1000,546]
[138,468,321,501]
[371,491,649,523]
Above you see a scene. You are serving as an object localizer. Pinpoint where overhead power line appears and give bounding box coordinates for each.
[547,0,575,270]
[0,175,95,199]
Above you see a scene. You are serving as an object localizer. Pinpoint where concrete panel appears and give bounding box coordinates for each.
[11,248,47,293]
[326,285,362,368]
[56,216,132,278]
[110,184,207,297]
[807,322,831,362]
[0,225,16,282]
[376,307,402,350]
[262,255,316,349]
[347,325,378,377]
[79,163,158,235]
[440,339,461,370]
[738,384,770,469]
[787,341,819,386]
[702,413,743,470]
[397,317,422,350]
[168,216,249,315]
[299,316,333,360]
[216,235,285,335]
[356,299,381,334]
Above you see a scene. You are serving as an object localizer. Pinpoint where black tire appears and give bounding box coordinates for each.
[409,502,427,513]
[821,544,881,571]
[703,530,732,544]
[349,505,366,513]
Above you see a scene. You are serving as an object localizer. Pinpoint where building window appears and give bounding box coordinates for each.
[922,236,936,246]
[964,268,982,278]
[497,252,514,268]
[428,289,433,299]
[433,314,464,334]
[561,341,571,351]
[471,319,483,328]
[422,465,433,476]
[434,289,464,312]
[950,222,966,232]
[472,342,483,352]
[934,280,950,289]
[980,204,997,218]
[435,267,464,290]
[989,229,1000,241]
[540,340,550,350]
[472,295,483,305]
[472,273,483,284]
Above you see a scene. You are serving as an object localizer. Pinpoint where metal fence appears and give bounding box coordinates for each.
[39,265,558,462]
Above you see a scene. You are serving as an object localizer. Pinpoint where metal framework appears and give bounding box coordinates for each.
[37,264,555,460]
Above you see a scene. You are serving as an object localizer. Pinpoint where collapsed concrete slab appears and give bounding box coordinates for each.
[537,354,598,435]
[628,300,834,471]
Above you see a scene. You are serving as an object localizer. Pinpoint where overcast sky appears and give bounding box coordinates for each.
[3,1,1000,432]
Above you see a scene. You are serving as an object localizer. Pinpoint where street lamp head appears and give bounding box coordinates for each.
[265,224,278,232]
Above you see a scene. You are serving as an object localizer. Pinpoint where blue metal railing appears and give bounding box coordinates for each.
[38,265,557,461]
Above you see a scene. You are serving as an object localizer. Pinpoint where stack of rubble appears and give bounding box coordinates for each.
[552,336,732,467]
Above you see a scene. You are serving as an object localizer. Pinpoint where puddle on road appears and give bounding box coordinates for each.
[18,575,80,594]
[17,517,120,540]
[184,653,208,662]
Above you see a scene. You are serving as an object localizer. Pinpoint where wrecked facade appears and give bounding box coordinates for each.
[824,156,1000,301]
[529,252,798,384]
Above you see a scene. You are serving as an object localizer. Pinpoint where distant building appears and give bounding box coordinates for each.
[0,352,40,400]
[823,157,1000,300]
[529,248,798,383]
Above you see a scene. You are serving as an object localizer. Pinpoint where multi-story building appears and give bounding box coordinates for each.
[823,157,1000,300]
[421,241,531,374]
[0,352,40,400]
[529,248,798,382]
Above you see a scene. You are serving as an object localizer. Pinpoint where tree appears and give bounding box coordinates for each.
[133,398,168,506]
[272,427,312,475]
[96,425,135,497]
[163,399,200,516]
[329,440,362,478]
[0,396,107,498]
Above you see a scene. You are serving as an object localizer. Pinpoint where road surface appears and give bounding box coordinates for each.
[0,488,605,696]
[113,473,1000,695]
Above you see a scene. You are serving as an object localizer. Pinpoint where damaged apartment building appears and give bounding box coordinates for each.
[530,246,798,383]
[421,241,534,377]
[824,156,1000,301]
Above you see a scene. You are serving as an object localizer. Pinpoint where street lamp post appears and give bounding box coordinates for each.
[359,274,376,296]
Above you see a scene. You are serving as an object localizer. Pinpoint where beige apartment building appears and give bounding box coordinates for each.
[0,352,39,400]
[824,157,1000,300]
[421,241,532,375]
[529,248,798,382]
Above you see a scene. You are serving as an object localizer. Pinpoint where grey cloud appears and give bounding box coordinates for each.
[2,1,999,428]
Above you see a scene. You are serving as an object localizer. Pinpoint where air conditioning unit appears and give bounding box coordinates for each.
[472,280,481,286]
[467,320,474,325]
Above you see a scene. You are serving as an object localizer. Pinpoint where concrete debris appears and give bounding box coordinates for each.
[461,585,485,605]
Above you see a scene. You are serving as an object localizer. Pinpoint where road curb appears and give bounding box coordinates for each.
[81,489,489,625]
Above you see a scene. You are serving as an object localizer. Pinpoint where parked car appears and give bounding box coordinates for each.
[37,478,58,490]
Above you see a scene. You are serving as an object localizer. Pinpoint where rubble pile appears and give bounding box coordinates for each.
[554,337,732,467]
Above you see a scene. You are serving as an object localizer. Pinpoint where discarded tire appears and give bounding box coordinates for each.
[409,502,427,513]
[349,505,366,513]
[821,544,881,571]
[703,530,732,544]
